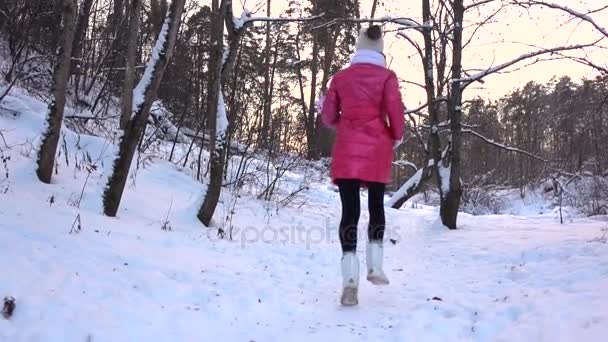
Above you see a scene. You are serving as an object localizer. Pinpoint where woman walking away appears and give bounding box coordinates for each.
[321,25,405,306]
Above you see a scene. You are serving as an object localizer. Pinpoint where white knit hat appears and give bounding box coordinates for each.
[355,25,384,53]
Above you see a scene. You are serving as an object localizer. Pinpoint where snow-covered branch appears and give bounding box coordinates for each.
[236,12,425,31]
[462,129,547,162]
[312,16,426,31]
[131,13,172,114]
[241,13,325,26]
[387,159,435,208]
[386,167,424,208]
[393,160,418,171]
[422,121,480,129]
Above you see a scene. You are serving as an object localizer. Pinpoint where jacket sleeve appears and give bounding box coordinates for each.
[383,72,405,141]
[321,78,340,128]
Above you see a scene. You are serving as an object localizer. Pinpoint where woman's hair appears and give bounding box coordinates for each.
[366,25,382,40]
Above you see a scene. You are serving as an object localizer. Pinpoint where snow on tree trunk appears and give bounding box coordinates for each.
[103,0,185,217]
[439,0,464,230]
[388,160,434,209]
[422,0,444,205]
[120,0,142,130]
[388,167,425,208]
[195,1,249,227]
[36,0,77,184]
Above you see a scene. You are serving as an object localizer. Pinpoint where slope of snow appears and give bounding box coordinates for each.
[1,90,608,341]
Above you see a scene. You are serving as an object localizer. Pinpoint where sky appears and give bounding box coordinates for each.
[237,0,608,107]
[378,0,608,106]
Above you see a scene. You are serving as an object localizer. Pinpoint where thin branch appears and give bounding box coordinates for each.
[242,14,325,24]
[463,129,547,162]
[406,114,428,150]
[422,121,480,129]
[463,3,506,49]
[0,129,10,149]
[465,0,497,11]
[393,160,418,171]
[400,78,427,90]
[456,41,600,88]
[405,103,428,115]
[559,54,608,74]
[397,32,425,63]
[512,1,608,38]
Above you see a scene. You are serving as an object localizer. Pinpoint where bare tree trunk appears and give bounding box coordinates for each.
[103,0,186,216]
[370,0,379,19]
[260,0,272,148]
[196,0,250,226]
[169,100,189,162]
[36,0,77,183]
[440,0,464,229]
[306,36,320,160]
[150,0,169,36]
[197,0,227,226]
[111,0,124,33]
[109,0,125,83]
[422,0,443,198]
[71,0,94,98]
[120,0,142,129]
[316,27,340,158]
[294,30,309,133]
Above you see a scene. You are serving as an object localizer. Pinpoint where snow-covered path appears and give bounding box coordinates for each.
[2,179,607,341]
[1,90,608,341]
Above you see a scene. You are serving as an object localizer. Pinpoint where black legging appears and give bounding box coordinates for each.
[337,179,386,253]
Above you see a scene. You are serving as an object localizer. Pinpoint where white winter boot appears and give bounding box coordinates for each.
[366,242,389,285]
[340,252,360,306]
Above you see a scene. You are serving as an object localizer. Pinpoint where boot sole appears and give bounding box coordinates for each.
[367,274,389,285]
[340,287,358,306]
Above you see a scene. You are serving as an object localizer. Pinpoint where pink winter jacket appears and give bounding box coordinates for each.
[321,63,405,184]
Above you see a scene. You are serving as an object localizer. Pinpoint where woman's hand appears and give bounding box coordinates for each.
[393,139,402,150]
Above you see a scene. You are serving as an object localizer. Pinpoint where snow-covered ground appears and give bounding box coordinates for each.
[1,89,608,341]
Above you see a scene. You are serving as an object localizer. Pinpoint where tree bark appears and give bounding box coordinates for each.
[316,26,340,158]
[71,0,94,96]
[260,0,272,148]
[120,0,142,129]
[36,0,77,183]
[103,0,186,216]
[197,0,227,226]
[370,0,379,19]
[422,0,443,198]
[306,35,320,160]
[439,0,464,229]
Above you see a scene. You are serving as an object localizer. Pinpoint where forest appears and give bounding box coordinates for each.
[0,0,607,228]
